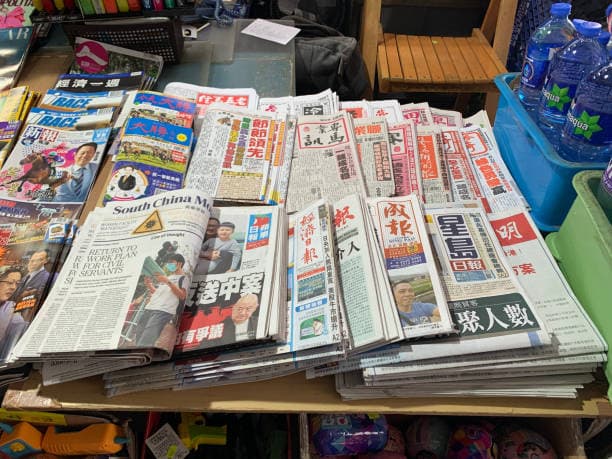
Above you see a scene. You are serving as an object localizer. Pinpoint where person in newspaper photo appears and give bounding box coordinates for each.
[213,293,260,347]
[0,267,27,360]
[204,217,220,242]
[392,277,440,327]
[134,253,188,348]
[12,249,50,311]
[53,142,98,203]
[197,221,242,275]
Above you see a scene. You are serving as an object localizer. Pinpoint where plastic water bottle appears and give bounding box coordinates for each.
[598,31,611,56]
[597,157,612,222]
[538,21,608,136]
[559,56,612,163]
[518,3,575,108]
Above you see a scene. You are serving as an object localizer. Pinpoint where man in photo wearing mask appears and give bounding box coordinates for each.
[135,253,187,347]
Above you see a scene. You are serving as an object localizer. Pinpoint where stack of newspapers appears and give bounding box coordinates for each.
[4,87,605,400]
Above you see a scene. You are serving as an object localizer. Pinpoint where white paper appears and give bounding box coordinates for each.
[241,19,300,45]
[145,424,189,459]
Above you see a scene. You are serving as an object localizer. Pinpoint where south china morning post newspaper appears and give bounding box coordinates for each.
[12,190,213,362]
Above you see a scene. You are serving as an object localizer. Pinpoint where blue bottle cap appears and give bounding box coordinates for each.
[550,2,571,16]
[572,18,586,29]
[576,21,602,38]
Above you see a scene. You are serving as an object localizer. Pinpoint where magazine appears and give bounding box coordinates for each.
[26,107,115,131]
[285,112,367,213]
[12,189,213,364]
[70,38,163,90]
[40,89,126,112]
[0,86,29,121]
[0,125,111,204]
[113,91,197,130]
[0,218,70,366]
[55,72,145,93]
[0,26,34,92]
[0,121,21,166]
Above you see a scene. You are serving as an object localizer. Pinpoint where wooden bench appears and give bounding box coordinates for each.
[360,0,519,116]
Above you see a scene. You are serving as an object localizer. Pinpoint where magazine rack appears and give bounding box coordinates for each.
[62,18,184,64]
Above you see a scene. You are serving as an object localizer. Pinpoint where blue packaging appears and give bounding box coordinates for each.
[559,59,612,163]
[538,21,608,137]
[518,3,575,108]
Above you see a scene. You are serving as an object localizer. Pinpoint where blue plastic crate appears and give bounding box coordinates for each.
[493,73,608,232]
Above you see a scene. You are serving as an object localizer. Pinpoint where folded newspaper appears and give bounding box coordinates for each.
[13,189,213,368]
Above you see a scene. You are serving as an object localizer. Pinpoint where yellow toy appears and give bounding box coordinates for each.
[41,424,126,456]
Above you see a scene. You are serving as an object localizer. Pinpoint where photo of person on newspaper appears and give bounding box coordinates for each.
[392,276,440,327]
[0,267,27,360]
[132,252,188,348]
[214,293,259,347]
[197,221,242,274]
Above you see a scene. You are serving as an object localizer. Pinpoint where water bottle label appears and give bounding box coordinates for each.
[520,55,550,89]
[603,164,612,194]
[565,103,612,146]
[541,82,576,115]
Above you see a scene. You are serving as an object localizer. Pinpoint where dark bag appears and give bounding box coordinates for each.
[284,16,369,100]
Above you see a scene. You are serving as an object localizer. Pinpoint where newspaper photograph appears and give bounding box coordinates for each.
[367,196,454,338]
[285,112,367,213]
[185,106,276,202]
[353,118,395,197]
[13,189,212,362]
[175,206,282,354]
[387,121,422,197]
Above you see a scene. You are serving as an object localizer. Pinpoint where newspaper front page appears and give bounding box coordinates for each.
[285,112,367,213]
[401,103,434,126]
[185,106,277,202]
[13,189,212,362]
[387,121,422,197]
[367,196,454,338]
[174,206,282,355]
[332,194,398,351]
[353,118,395,197]
[417,128,452,204]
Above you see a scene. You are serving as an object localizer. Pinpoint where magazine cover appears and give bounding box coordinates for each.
[55,72,144,93]
[114,91,197,131]
[26,108,115,131]
[0,86,28,121]
[116,117,193,174]
[40,89,126,112]
[104,160,183,203]
[0,219,69,365]
[0,125,111,203]
[0,26,34,91]
[0,121,21,166]
[175,206,281,354]
[0,2,34,28]
[70,38,163,90]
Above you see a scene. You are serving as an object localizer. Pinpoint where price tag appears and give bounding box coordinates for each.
[145,423,189,459]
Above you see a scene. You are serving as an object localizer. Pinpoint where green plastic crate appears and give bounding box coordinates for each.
[546,170,612,399]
